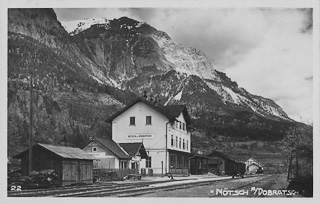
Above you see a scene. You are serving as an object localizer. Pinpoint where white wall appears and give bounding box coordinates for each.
[148,150,167,175]
[112,102,168,149]
[111,101,190,174]
[83,141,120,169]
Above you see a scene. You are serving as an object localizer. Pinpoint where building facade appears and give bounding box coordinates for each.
[107,98,191,175]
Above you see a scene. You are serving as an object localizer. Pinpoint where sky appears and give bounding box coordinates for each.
[53,7,314,124]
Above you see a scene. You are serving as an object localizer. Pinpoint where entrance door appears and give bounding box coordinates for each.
[62,160,78,185]
[79,161,93,183]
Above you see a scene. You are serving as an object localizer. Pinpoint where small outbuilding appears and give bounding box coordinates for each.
[206,150,236,175]
[82,137,131,170]
[83,137,148,169]
[189,154,210,175]
[245,158,263,174]
[13,143,96,186]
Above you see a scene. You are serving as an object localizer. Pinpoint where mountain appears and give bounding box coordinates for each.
[8,9,301,157]
[62,17,291,120]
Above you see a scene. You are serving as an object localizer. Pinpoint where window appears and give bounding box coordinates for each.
[183,139,185,149]
[187,140,189,150]
[171,135,174,146]
[170,156,176,168]
[177,156,182,168]
[179,138,181,149]
[130,117,135,125]
[176,136,178,148]
[120,161,128,169]
[175,121,178,129]
[92,147,98,152]
[179,122,182,129]
[146,157,152,168]
[183,123,186,131]
[146,116,152,125]
[184,156,189,168]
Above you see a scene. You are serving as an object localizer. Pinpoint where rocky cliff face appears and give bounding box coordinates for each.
[62,16,291,122]
[8,9,298,156]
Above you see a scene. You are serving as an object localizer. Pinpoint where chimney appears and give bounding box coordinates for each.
[149,95,153,102]
[154,97,158,105]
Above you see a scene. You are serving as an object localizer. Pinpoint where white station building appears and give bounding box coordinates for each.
[107,97,192,176]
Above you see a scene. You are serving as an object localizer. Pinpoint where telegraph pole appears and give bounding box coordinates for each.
[28,63,34,174]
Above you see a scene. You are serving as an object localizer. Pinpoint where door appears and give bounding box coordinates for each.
[62,160,78,185]
[79,160,93,183]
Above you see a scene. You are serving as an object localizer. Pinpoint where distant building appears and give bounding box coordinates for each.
[106,97,192,175]
[245,158,263,174]
[13,143,96,186]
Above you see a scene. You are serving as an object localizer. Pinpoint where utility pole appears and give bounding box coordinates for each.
[28,62,34,174]
[296,150,299,179]
[287,152,293,181]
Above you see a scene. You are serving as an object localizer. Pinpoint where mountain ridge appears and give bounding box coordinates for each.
[8,9,303,157]
[61,16,291,122]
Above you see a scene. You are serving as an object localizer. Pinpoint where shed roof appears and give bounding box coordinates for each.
[190,154,212,160]
[119,143,148,159]
[106,98,191,125]
[206,150,235,161]
[93,137,130,159]
[14,143,97,160]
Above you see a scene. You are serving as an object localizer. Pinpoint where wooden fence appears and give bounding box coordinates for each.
[94,168,138,180]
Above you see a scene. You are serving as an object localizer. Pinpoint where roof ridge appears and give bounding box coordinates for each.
[93,137,130,159]
[106,97,190,124]
[38,143,80,149]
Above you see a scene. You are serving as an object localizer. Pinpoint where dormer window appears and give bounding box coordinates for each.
[130,117,135,125]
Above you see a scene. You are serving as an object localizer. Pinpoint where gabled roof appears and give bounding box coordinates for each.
[246,157,259,163]
[248,162,262,167]
[206,150,235,161]
[92,137,130,159]
[106,97,191,125]
[119,143,148,159]
[14,143,96,160]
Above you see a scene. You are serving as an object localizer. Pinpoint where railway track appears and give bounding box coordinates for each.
[8,175,265,197]
[8,179,179,197]
[229,174,279,197]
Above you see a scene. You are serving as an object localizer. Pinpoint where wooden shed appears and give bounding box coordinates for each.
[13,143,97,186]
[190,154,210,175]
[206,150,236,175]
